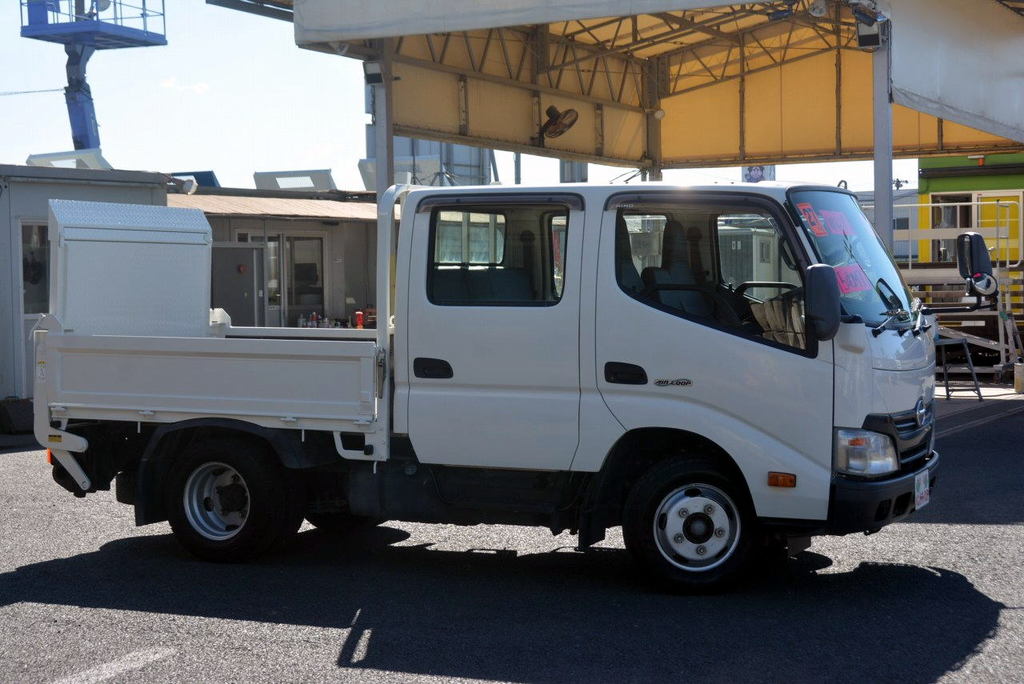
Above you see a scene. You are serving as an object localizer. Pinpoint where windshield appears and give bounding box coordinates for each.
[789,190,914,327]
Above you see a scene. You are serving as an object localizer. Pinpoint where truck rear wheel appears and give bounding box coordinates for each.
[623,456,754,592]
[165,439,304,562]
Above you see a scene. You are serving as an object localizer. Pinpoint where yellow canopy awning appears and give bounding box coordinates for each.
[287,0,1024,170]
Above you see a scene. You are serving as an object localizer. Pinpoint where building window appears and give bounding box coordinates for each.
[21,224,49,315]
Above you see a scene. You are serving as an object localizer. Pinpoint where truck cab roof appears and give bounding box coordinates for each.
[402,181,851,207]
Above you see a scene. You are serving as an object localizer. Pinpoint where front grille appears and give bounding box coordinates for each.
[898,440,932,473]
[862,403,935,477]
[894,415,918,432]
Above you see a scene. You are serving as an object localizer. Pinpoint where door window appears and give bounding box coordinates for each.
[286,236,325,325]
[615,203,807,351]
[930,193,971,263]
[237,232,282,308]
[21,224,49,315]
[428,204,569,306]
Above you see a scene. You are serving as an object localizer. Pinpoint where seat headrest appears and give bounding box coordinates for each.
[661,220,689,270]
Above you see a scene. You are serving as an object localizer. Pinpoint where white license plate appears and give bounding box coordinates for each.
[914,470,930,510]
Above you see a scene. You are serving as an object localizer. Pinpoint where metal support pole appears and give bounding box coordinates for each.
[488,150,499,184]
[559,160,588,183]
[64,43,100,151]
[514,152,522,185]
[371,42,395,204]
[872,22,894,249]
[642,59,664,183]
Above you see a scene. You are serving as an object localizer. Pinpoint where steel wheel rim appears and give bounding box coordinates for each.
[183,462,250,541]
[652,482,741,572]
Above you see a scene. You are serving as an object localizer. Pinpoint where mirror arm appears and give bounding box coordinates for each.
[928,294,997,315]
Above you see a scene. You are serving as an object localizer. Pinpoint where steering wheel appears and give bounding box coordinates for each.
[734,281,800,298]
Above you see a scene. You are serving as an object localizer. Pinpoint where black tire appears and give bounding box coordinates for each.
[623,456,755,592]
[305,512,382,534]
[164,438,305,562]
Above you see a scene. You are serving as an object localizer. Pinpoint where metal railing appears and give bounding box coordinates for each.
[886,200,1022,271]
[21,1,166,37]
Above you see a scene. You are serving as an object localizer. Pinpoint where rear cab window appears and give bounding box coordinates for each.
[428,203,569,306]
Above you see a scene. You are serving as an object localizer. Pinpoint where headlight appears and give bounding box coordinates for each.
[834,429,899,477]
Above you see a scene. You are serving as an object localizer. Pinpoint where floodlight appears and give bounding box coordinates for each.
[363,62,384,85]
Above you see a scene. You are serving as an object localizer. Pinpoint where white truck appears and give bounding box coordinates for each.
[33,183,996,590]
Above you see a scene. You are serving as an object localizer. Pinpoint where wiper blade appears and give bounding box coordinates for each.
[870,310,908,337]
[911,298,933,337]
[870,277,913,336]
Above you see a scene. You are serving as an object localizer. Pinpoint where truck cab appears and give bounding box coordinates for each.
[34,182,952,591]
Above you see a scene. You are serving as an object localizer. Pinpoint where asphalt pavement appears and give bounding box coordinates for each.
[1,400,1022,683]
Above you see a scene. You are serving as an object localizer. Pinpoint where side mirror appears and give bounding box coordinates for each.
[805,264,841,341]
[956,232,998,296]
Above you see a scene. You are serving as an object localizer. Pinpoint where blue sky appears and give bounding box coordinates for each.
[0,2,917,191]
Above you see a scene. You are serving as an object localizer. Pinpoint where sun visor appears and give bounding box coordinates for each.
[888,0,1024,144]
[293,0,760,44]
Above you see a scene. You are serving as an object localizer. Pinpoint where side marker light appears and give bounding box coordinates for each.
[768,472,797,487]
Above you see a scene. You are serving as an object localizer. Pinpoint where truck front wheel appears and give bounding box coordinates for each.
[623,456,754,592]
[165,439,304,562]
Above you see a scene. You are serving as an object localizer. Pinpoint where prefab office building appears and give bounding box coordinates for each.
[1,164,167,400]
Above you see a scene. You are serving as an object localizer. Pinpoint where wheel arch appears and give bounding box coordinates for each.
[134,418,333,526]
[578,427,751,548]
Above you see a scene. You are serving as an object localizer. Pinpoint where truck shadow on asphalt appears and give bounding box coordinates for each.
[0,526,1003,682]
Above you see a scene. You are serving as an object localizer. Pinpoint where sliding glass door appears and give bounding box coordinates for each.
[236,229,327,326]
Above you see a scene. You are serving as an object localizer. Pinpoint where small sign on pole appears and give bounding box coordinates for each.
[742,165,775,183]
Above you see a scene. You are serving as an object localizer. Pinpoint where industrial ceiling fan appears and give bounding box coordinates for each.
[534,105,578,148]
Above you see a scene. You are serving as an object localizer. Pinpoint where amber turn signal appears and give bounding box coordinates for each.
[767,471,797,487]
[46,449,53,465]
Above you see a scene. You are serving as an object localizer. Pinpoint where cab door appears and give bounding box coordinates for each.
[405,194,584,470]
[593,193,835,520]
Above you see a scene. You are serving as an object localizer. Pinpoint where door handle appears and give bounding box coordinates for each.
[414,357,454,379]
[604,361,648,385]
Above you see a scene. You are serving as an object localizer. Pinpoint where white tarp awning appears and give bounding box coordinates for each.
[293,0,757,44]
[887,0,1024,144]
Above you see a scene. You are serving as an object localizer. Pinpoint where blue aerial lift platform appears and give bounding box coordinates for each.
[20,1,166,151]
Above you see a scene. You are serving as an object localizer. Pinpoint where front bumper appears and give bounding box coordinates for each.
[826,450,939,534]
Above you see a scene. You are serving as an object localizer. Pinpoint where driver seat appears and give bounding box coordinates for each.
[641,220,714,318]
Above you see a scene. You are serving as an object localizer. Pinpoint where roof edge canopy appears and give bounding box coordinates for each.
[293,0,751,44]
